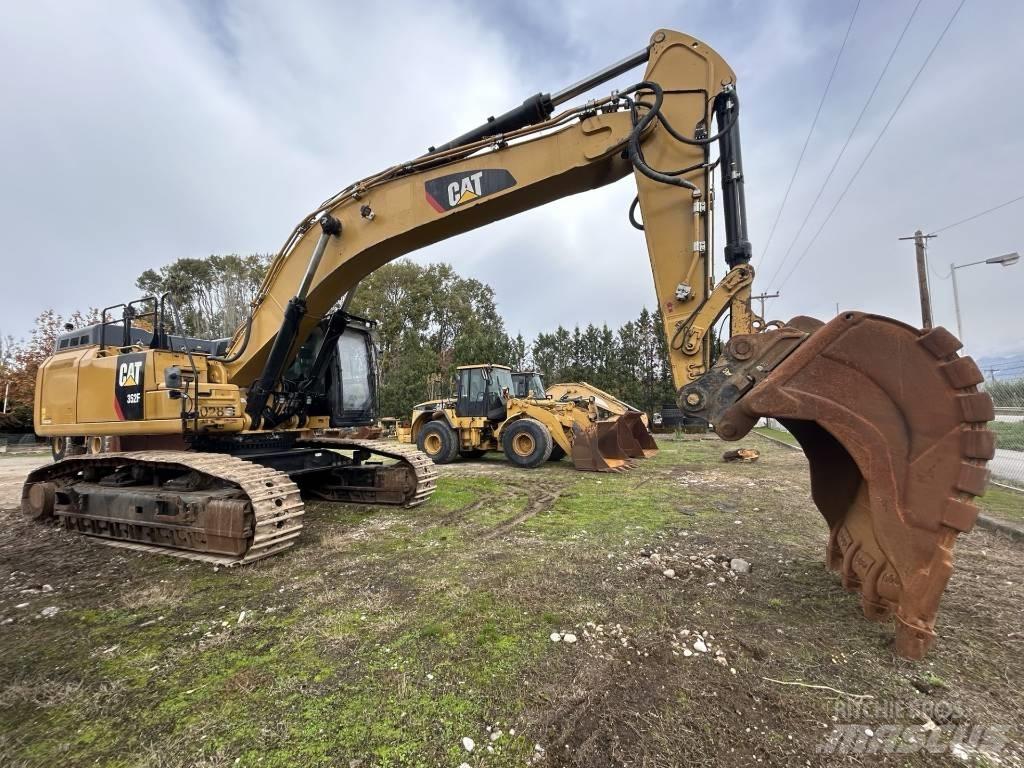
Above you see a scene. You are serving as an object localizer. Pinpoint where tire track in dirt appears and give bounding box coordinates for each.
[481,484,562,540]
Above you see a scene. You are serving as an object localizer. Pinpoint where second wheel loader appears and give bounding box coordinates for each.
[513,371,658,457]
[22,27,994,657]
[404,364,650,470]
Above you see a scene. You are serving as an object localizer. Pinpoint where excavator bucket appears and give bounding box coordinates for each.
[712,313,994,659]
[616,411,659,458]
[570,421,634,472]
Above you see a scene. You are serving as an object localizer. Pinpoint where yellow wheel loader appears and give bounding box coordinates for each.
[22,28,993,656]
[403,364,638,471]
[513,371,658,458]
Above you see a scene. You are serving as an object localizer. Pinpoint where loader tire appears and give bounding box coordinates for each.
[548,444,567,461]
[418,421,460,465]
[502,418,553,469]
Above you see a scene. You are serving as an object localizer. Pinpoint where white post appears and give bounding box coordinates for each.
[950,263,964,343]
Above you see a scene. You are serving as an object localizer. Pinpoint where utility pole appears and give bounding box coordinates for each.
[898,230,936,328]
[751,291,780,319]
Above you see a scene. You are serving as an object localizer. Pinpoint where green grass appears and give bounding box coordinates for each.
[753,426,798,446]
[991,420,1024,451]
[978,484,1024,524]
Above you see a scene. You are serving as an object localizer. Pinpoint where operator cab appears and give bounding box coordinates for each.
[512,370,546,399]
[456,364,514,421]
[285,312,379,428]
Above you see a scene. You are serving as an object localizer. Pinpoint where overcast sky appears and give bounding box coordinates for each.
[1,0,1021,358]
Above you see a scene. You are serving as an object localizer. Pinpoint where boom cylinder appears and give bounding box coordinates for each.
[245,214,342,428]
[428,46,650,155]
[714,86,752,268]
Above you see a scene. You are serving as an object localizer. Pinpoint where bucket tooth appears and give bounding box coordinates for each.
[720,313,994,659]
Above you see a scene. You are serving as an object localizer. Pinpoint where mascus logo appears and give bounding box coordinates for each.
[425,169,516,212]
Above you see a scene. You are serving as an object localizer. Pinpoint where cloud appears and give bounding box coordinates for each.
[1,0,1021,360]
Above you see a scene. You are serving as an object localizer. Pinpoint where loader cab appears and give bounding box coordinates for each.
[455,364,514,421]
[512,370,546,399]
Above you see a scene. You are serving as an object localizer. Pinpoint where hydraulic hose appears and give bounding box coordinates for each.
[210,311,253,363]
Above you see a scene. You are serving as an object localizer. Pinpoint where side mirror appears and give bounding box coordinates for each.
[164,366,182,389]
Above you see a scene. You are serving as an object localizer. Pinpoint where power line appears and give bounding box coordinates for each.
[763,0,924,289]
[930,193,1024,234]
[757,0,861,266]
[777,0,969,293]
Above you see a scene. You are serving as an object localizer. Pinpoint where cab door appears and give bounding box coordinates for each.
[456,368,488,418]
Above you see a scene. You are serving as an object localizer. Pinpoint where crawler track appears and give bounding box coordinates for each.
[21,440,439,566]
[296,437,438,507]
[22,451,303,566]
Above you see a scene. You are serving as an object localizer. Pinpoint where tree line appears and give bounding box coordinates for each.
[1,254,702,428]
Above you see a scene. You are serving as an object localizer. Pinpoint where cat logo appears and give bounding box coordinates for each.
[425,169,516,213]
[118,360,142,388]
[113,352,146,420]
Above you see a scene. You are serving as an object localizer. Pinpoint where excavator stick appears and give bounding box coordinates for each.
[570,422,634,472]
[616,412,659,458]
[693,313,994,658]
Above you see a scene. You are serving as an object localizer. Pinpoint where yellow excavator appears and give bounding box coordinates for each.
[22,29,993,657]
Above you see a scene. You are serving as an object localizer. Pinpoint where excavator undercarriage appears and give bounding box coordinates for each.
[22,434,438,565]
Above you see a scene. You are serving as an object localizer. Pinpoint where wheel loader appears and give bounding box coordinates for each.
[513,371,658,457]
[403,364,650,470]
[22,28,993,657]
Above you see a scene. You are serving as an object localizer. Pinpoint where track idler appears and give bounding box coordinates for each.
[681,313,994,658]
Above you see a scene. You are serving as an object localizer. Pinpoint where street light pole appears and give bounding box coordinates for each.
[949,252,1019,346]
[950,261,963,341]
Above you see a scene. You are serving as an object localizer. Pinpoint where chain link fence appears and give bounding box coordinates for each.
[980,375,1024,522]
[0,432,46,454]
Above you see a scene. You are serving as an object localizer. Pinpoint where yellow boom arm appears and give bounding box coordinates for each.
[219,30,745,407]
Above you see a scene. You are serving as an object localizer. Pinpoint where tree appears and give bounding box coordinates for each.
[346,259,519,416]
[2,308,99,428]
[136,253,270,338]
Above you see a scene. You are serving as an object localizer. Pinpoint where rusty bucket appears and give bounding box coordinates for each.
[617,412,659,458]
[570,422,634,472]
[713,313,994,659]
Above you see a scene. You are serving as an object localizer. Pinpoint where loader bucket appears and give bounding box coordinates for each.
[617,411,659,458]
[714,313,994,659]
[570,421,634,472]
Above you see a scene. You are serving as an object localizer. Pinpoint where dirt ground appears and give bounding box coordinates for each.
[0,436,1021,767]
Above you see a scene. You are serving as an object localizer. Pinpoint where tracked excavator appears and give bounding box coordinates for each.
[23,29,993,657]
